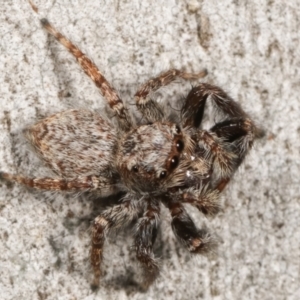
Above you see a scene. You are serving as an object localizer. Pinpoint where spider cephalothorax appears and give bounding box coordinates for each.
[117,122,191,194]
[0,17,261,289]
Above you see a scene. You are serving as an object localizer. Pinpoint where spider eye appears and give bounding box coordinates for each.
[175,125,181,134]
[170,156,179,169]
[159,171,167,179]
[176,140,184,152]
[132,165,139,173]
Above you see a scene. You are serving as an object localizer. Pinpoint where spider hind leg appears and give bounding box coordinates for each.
[40,18,132,131]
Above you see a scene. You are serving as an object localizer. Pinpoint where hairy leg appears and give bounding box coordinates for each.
[196,130,239,179]
[40,19,132,131]
[0,172,118,195]
[210,117,259,191]
[211,118,256,158]
[135,69,207,123]
[181,83,255,128]
[91,197,141,288]
[181,186,221,216]
[134,199,160,288]
[181,85,207,128]
[167,200,217,254]
[182,84,261,190]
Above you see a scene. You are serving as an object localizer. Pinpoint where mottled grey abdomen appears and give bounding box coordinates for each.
[25,109,118,179]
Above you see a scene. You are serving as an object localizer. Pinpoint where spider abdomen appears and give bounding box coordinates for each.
[25,109,118,179]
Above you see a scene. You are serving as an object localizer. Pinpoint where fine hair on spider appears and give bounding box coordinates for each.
[1,4,262,290]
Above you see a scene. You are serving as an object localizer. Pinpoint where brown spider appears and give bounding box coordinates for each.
[0,17,260,288]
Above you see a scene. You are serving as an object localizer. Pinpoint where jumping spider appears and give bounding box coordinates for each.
[1,17,260,288]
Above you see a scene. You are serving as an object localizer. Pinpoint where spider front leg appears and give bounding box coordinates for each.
[210,118,257,159]
[134,199,160,288]
[40,19,132,131]
[181,186,221,216]
[182,83,260,183]
[135,69,207,123]
[196,129,239,180]
[181,83,258,128]
[166,199,217,254]
[91,197,141,288]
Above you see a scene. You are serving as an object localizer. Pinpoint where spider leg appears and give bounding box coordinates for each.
[196,129,239,180]
[210,118,255,159]
[181,83,256,129]
[40,19,132,131]
[91,197,141,288]
[134,199,160,288]
[0,172,118,195]
[209,117,258,191]
[181,85,207,128]
[181,186,221,217]
[135,69,207,123]
[182,85,261,189]
[166,199,217,254]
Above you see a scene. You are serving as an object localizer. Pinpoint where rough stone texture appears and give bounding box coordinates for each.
[0,0,299,299]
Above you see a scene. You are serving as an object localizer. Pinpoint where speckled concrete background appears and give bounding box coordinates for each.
[0,1,299,299]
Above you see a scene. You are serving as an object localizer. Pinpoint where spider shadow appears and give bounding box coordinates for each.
[43,33,86,109]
